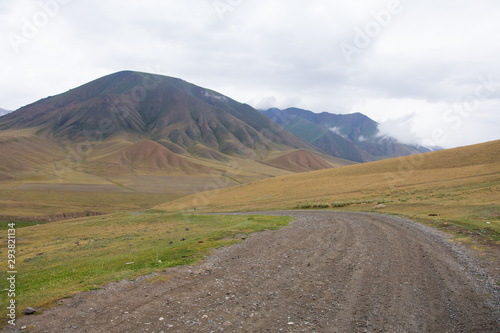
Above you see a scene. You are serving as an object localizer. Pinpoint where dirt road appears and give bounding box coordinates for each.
[6,212,500,332]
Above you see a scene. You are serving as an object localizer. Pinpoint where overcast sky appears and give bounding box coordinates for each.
[1,0,499,148]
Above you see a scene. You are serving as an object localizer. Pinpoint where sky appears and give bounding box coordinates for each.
[1,0,499,148]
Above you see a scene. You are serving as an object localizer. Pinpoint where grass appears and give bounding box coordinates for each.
[159,140,500,243]
[0,212,292,321]
[0,190,180,216]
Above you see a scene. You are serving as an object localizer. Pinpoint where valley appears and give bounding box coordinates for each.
[160,140,500,242]
[3,212,499,332]
[0,71,498,331]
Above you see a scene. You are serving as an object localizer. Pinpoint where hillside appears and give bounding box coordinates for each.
[0,108,11,117]
[159,140,500,235]
[94,140,214,173]
[261,108,431,162]
[0,72,315,157]
[0,71,334,216]
[260,149,355,173]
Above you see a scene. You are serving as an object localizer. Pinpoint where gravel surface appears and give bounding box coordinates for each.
[5,211,499,332]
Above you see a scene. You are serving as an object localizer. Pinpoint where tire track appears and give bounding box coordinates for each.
[5,212,499,332]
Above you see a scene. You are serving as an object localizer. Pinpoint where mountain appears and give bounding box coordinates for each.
[0,71,315,156]
[261,149,356,173]
[261,108,431,162]
[0,108,12,117]
[0,71,345,199]
[94,140,213,174]
[158,139,500,215]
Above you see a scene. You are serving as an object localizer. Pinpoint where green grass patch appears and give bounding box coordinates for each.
[0,212,291,321]
[0,217,50,230]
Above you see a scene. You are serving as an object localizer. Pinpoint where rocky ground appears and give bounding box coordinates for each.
[4,211,499,332]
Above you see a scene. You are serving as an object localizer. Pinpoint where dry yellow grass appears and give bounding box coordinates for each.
[158,140,500,238]
[0,129,315,216]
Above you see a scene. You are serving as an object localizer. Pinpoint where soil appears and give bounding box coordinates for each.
[4,211,500,332]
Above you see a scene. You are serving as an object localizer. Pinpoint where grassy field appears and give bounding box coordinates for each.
[0,212,291,321]
[0,127,298,218]
[0,189,179,216]
[1,139,498,325]
[159,140,500,242]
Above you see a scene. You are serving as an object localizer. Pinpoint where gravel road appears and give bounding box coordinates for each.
[5,212,499,332]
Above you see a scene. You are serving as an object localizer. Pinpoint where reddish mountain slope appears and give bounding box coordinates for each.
[261,149,336,173]
[97,140,213,174]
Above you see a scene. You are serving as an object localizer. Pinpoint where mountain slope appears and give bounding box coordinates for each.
[159,140,500,216]
[0,108,12,117]
[0,71,337,208]
[261,108,430,162]
[95,140,214,173]
[0,71,316,158]
[260,149,354,173]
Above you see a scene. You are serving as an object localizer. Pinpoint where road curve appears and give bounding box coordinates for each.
[5,212,499,332]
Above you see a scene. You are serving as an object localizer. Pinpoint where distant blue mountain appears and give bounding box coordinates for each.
[261,108,432,163]
[0,108,12,117]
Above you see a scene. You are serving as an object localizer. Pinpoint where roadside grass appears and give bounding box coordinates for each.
[0,190,179,216]
[0,217,50,230]
[159,141,500,244]
[0,212,291,321]
[294,185,500,242]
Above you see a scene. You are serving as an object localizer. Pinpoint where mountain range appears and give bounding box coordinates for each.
[0,70,429,196]
[261,108,431,163]
[0,108,11,117]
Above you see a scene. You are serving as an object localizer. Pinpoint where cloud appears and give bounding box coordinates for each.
[0,0,499,148]
[377,113,421,145]
[329,127,348,139]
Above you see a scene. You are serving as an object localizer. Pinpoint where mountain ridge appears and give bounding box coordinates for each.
[0,108,12,117]
[0,71,345,199]
[261,107,431,162]
[0,71,317,158]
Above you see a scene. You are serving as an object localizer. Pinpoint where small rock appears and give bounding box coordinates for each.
[181,237,186,241]
[288,322,295,325]
[486,222,491,224]
[185,228,189,231]
[159,317,164,321]
[24,307,36,315]
[169,241,173,244]
[373,204,386,209]
[223,321,232,326]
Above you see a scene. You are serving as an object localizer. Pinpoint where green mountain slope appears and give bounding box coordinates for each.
[1,72,316,158]
[261,108,431,162]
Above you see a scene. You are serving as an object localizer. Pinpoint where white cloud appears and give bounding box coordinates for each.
[0,0,499,148]
[329,127,348,139]
[377,113,421,145]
